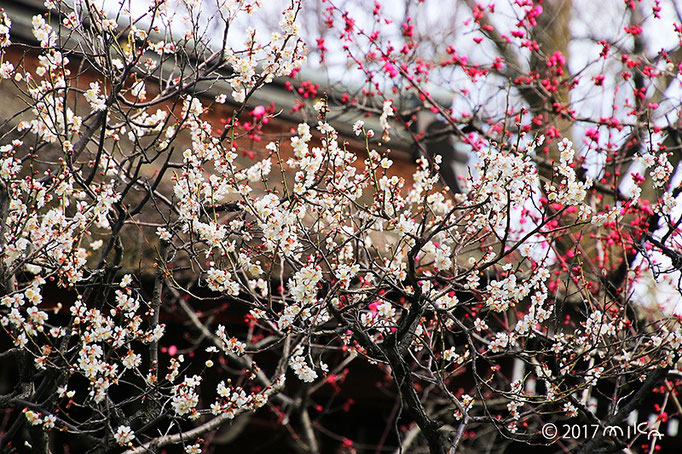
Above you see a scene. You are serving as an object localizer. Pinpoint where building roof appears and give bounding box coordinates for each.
[3,0,452,147]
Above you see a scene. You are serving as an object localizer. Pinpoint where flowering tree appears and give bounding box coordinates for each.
[1,1,682,453]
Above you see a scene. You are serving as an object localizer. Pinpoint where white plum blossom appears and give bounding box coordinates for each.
[0,61,13,79]
[380,100,394,141]
[216,325,246,355]
[0,10,11,47]
[353,120,364,135]
[114,425,134,446]
[122,350,142,369]
[171,376,202,417]
[544,138,592,206]
[84,82,106,111]
[289,353,318,382]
